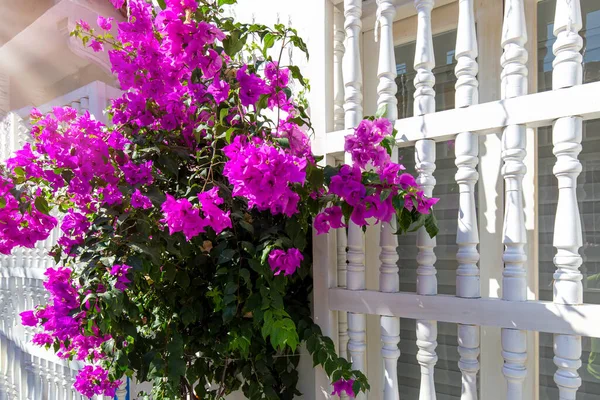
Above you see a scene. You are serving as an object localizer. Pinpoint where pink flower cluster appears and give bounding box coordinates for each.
[102,0,227,138]
[161,187,232,241]
[223,136,306,217]
[0,174,57,254]
[314,118,439,234]
[268,248,304,276]
[332,378,356,398]
[19,267,115,389]
[314,206,345,235]
[110,264,132,291]
[73,365,121,398]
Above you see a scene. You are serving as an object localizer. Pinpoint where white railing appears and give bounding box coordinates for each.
[314,0,600,399]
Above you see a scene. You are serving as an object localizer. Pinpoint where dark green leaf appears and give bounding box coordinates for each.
[34,196,50,215]
[223,31,247,57]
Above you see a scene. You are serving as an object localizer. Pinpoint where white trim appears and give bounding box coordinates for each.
[314,80,600,155]
[329,288,600,338]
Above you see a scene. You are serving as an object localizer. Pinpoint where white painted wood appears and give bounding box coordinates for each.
[457,324,480,400]
[116,378,128,400]
[454,2,480,399]
[314,80,600,156]
[454,0,479,109]
[334,8,346,132]
[415,139,437,296]
[343,0,363,129]
[413,0,436,117]
[551,1,584,399]
[328,288,600,338]
[375,2,400,398]
[412,2,437,399]
[337,223,350,364]
[501,1,529,398]
[342,1,367,393]
[454,0,480,301]
[312,154,340,399]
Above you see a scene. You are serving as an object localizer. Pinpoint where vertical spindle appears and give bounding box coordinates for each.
[501,0,529,398]
[454,1,481,399]
[376,1,401,398]
[334,8,346,132]
[413,1,438,398]
[343,1,367,393]
[551,1,584,399]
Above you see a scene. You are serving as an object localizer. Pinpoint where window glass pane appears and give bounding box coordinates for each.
[538,1,600,399]
[395,30,458,119]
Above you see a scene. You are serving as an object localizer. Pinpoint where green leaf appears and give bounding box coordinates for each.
[223,31,247,57]
[424,212,439,238]
[239,220,254,234]
[155,0,166,8]
[263,33,276,53]
[239,268,251,287]
[225,127,236,144]
[287,65,307,87]
[380,189,392,202]
[274,137,290,149]
[0,197,7,209]
[218,248,237,264]
[375,104,388,119]
[307,165,324,189]
[175,270,190,288]
[218,0,237,5]
[219,107,229,124]
[34,196,50,215]
[381,136,396,157]
[13,167,25,178]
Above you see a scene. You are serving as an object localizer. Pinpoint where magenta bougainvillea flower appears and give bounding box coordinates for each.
[268,248,304,276]
[332,379,356,398]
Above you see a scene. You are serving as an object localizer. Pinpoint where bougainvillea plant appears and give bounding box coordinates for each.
[2,0,438,398]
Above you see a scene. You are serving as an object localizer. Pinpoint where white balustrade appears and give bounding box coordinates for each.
[551,1,584,399]
[454,1,481,399]
[501,0,529,398]
[343,0,367,395]
[375,0,401,398]
[413,1,438,399]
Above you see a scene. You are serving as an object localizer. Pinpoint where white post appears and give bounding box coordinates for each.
[343,0,363,129]
[501,0,528,398]
[413,2,438,398]
[334,9,346,132]
[375,1,400,399]
[454,1,480,399]
[551,1,584,399]
[116,378,128,400]
[344,0,367,395]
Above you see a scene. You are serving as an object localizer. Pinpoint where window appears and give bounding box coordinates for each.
[537,1,600,398]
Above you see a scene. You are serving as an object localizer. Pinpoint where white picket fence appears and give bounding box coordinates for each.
[0,81,127,400]
[312,0,600,399]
